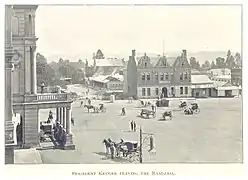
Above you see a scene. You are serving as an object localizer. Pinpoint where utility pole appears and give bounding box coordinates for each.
[139,127,143,163]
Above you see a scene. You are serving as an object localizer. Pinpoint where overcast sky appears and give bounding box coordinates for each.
[35,5,242,62]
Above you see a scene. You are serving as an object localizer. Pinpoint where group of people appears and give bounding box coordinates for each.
[130,120,137,132]
[80,98,92,107]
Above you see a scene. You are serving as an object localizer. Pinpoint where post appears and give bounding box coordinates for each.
[66,107,71,134]
[59,107,63,124]
[62,107,66,129]
[139,126,143,163]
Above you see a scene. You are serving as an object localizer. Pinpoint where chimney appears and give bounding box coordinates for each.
[129,56,132,61]
[132,49,136,58]
[182,49,187,58]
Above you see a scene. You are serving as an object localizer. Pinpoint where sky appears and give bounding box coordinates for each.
[35,5,242,62]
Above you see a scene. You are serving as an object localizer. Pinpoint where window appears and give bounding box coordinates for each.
[184,87,188,94]
[165,73,169,80]
[155,73,158,80]
[181,62,184,67]
[171,87,174,95]
[28,15,32,35]
[180,87,183,95]
[155,88,159,96]
[147,88,151,96]
[180,73,183,80]
[160,73,164,80]
[141,74,145,81]
[142,88,146,96]
[147,74,151,80]
[144,62,147,68]
[184,72,188,79]
[12,16,19,35]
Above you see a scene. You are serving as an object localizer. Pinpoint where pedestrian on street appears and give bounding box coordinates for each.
[130,121,133,131]
[133,121,136,132]
[121,107,126,116]
[80,101,83,107]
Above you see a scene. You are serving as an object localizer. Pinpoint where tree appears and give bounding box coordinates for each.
[226,50,235,69]
[189,57,197,68]
[211,61,216,69]
[216,57,226,68]
[235,52,241,68]
[202,60,211,70]
[36,53,55,86]
[196,61,201,69]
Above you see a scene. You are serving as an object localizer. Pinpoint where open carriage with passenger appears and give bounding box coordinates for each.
[140,108,156,119]
[184,102,200,115]
[161,109,173,120]
[103,138,140,162]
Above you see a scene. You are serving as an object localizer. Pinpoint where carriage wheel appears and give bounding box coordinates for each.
[194,108,200,114]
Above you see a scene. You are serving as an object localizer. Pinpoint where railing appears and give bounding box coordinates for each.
[37,93,69,102]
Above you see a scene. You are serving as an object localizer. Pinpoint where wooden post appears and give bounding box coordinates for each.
[139,127,143,163]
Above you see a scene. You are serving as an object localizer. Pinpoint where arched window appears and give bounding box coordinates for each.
[12,16,19,35]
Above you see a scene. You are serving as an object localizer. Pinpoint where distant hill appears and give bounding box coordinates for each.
[44,50,239,65]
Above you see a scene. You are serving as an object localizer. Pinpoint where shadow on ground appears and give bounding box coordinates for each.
[93,152,130,163]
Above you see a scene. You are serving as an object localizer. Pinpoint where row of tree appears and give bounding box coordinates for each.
[36,54,85,88]
[189,50,241,70]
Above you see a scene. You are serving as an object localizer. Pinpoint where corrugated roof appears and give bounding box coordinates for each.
[191,75,213,84]
[95,58,124,67]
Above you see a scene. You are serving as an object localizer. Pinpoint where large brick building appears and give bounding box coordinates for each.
[124,50,192,98]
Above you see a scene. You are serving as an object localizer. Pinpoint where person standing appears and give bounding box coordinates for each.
[130,121,133,131]
[80,101,83,107]
[133,121,136,132]
[41,81,45,94]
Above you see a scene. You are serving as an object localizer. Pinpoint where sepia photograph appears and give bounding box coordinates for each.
[4,3,243,166]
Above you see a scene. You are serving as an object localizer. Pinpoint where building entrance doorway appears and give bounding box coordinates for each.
[162,87,168,98]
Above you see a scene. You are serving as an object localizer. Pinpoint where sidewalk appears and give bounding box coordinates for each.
[14,148,43,164]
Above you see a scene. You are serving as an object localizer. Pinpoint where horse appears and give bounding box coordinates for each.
[103,138,116,159]
[84,105,97,113]
[103,139,111,155]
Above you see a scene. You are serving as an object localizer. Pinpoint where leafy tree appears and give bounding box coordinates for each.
[235,52,241,68]
[226,50,235,69]
[216,57,226,68]
[211,61,216,69]
[189,57,197,68]
[202,60,211,70]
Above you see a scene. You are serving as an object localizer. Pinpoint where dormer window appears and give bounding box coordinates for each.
[147,73,151,80]
[165,73,169,80]
[160,73,164,81]
[141,74,145,81]
[180,73,183,80]
[184,72,188,79]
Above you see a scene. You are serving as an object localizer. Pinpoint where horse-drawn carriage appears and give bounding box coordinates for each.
[140,109,156,119]
[161,109,173,120]
[179,100,200,115]
[103,138,140,162]
[84,104,106,113]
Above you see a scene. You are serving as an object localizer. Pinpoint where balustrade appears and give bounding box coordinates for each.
[37,93,68,102]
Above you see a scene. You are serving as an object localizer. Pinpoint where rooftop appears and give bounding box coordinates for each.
[191,74,213,84]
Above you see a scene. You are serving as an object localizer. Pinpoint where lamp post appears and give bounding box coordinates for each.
[139,126,155,164]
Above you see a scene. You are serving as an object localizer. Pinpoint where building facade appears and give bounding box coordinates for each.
[231,68,242,86]
[136,50,192,98]
[5,5,75,164]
